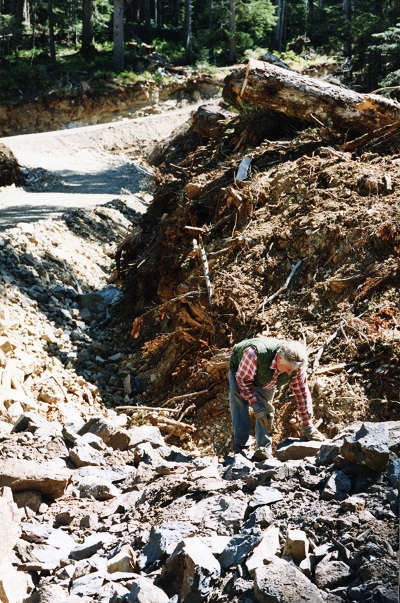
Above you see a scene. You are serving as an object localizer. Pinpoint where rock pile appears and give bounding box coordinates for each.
[0,196,398,603]
[0,408,398,602]
[0,199,144,435]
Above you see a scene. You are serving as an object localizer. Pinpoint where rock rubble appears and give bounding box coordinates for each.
[0,409,398,603]
[0,201,398,602]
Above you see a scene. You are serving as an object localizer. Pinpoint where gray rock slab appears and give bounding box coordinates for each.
[254,556,325,602]
[0,459,72,498]
[76,475,120,500]
[70,571,106,597]
[73,465,135,484]
[69,534,111,561]
[321,470,352,501]
[69,442,106,467]
[186,494,247,533]
[78,416,132,451]
[138,522,197,569]
[341,422,390,471]
[249,486,283,510]
[223,454,255,480]
[219,532,263,569]
[127,576,169,603]
[315,558,353,589]
[160,537,220,603]
[128,425,165,448]
[276,438,323,461]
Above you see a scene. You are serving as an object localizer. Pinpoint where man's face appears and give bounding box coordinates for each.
[276,354,299,375]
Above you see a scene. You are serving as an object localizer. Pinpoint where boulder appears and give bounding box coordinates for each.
[160,537,220,603]
[0,489,22,561]
[341,422,390,471]
[0,459,71,499]
[276,439,323,461]
[127,576,169,603]
[0,560,33,603]
[282,529,309,565]
[254,556,325,602]
[78,416,132,451]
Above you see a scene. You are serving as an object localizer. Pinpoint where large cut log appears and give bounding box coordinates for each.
[223,58,400,137]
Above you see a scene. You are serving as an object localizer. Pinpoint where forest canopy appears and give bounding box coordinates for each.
[0,0,399,98]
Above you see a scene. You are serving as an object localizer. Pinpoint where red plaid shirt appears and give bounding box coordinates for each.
[235,346,313,427]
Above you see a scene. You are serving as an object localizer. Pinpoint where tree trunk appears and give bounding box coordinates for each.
[172,0,180,27]
[342,0,352,59]
[183,0,192,64]
[228,0,237,64]
[113,0,124,70]
[81,0,96,56]
[48,0,56,63]
[222,58,400,137]
[143,0,151,27]
[274,0,286,51]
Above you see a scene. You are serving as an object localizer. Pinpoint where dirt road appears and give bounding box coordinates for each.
[0,105,197,230]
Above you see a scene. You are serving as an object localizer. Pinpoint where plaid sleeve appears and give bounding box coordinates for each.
[290,368,313,427]
[235,346,258,406]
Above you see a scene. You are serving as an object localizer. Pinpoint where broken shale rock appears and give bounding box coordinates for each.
[160,537,221,602]
[0,459,71,499]
[0,415,398,602]
[254,556,325,602]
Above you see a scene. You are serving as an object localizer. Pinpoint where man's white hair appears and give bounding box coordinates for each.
[277,340,308,367]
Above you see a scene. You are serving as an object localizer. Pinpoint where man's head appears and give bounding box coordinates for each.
[276,340,308,374]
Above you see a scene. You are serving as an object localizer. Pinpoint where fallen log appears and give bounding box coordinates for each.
[223,58,400,137]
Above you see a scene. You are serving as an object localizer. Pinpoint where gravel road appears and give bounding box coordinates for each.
[0,105,197,230]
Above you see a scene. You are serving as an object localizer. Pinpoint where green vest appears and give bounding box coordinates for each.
[229,337,295,388]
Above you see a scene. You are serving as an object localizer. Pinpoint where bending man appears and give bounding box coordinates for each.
[229,336,325,458]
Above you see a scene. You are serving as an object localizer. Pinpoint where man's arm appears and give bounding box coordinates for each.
[289,368,313,428]
[235,346,258,406]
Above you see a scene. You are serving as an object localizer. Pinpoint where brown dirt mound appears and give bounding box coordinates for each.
[0,143,26,186]
[114,108,400,458]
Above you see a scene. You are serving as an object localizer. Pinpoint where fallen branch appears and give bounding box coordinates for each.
[315,363,348,375]
[164,403,196,440]
[342,122,400,152]
[193,237,213,309]
[161,389,209,407]
[258,259,302,310]
[115,405,180,413]
[312,322,344,370]
[156,418,195,431]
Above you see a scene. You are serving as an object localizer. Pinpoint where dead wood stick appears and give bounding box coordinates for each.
[312,322,344,370]
[315,363,347,375]
[240,61,251,98]
[51,375,68,397]
[164,404,196,441]
[193,237,213,308]
[161,389,209,407]
[37,374,70,402]
[155,416,195,429]
[258,260,302,310]
[115,405,180,413]
[185,225,207,234]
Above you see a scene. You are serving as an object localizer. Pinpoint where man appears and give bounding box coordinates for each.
[229,336,325,459]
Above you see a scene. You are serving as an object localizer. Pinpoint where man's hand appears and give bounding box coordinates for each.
[258,414,273,433]
[253,408,273,433]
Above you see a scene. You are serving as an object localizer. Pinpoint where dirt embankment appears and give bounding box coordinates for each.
[115,105,400,457]
[0,78,221,136]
